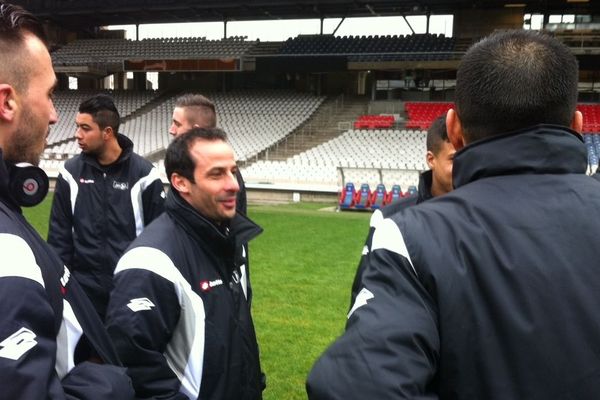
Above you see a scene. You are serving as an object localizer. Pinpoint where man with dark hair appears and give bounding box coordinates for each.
[48,93,165,319]
[105,127,265,399]
[0,2,133,398]
[349,115,454,301]
[169,93,247,214]
[308,30,600,399]
[403,115,455,207]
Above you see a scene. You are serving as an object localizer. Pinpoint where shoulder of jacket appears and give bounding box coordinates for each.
[63,155,83,170]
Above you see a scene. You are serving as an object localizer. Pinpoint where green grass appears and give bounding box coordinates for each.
[24,196,372,400]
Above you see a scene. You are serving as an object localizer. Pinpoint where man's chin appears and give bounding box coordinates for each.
[220,209,236,221]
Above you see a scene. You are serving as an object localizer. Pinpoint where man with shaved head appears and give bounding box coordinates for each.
[0,2,133,398]
[308,30,600,399]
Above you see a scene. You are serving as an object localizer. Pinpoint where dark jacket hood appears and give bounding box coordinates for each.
[80,134,134,170]
[165,188,262,250]
[453,124,586,189]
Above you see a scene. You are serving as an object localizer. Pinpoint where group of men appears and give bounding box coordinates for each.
[0,3,259,398]
[3,0,600,398]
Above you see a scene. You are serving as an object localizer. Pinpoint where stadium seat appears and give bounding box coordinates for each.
[339,182,356,209]
[386,184,403,204]
[406,185,418,196]
[353,183,372,209]
[370,183,387,210]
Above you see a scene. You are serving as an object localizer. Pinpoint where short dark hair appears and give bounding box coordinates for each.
[426,116,449,154]
[0,2,47,92]
[175,93,217,128]
[165,127,228,184]
[455,30,579,142]
[78,94,120,133]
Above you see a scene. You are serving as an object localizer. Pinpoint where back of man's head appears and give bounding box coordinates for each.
[175,93,217,129]
[165,127,228,184]
[79,94,120,134]
[0,2,46,92]
[455,30,579,143]
[426,116,450,155]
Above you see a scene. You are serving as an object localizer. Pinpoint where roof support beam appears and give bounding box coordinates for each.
[332,16,346,35]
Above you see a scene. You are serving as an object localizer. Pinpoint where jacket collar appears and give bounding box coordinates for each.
[80,133,134,170]
[453,124,587,189]
[417,169,434,203]
[165,188,262,249]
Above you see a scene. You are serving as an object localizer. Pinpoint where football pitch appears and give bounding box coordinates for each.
[24,196,372,400]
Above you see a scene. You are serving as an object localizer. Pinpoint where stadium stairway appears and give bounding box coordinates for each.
[254,94,368,162]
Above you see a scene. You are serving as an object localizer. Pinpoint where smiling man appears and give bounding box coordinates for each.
[106,127,265,400]
[169,93,247,214]
[48,94,165,319]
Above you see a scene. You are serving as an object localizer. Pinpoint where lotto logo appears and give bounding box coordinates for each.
[0,327,37,361]
[127,297,156,312]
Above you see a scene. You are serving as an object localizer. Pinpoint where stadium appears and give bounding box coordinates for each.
[11,0,600,398]
[11,0,600,208]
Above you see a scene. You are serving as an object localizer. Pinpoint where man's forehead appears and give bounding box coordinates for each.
[75,113,95,124]
[190,139,234,162]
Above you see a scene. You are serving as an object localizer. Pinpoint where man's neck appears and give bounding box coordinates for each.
[430,180,445,198]
[97,139,122,166]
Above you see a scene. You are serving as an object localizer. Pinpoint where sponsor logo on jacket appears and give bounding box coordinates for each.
[127,297,155,312]
[112,181,129,191]
[199,279,224,292]
[0,327,37,360]
[60,266,70,295]
[79,178,94,184]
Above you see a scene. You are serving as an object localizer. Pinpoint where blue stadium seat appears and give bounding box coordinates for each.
[386,184,403,204]
[339,182,356,210]
[370,184,387,210]
[354,183,372,209]
[407,185,418,196]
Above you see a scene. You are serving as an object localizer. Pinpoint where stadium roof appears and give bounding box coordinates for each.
[11,0,600,33]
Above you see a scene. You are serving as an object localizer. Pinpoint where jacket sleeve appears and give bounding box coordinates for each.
[306,217,440,400]
[349,209,382,305]
[48,172,74,267]
[105,267,187,400]
[0,235,64,400]
[141,170,165,226]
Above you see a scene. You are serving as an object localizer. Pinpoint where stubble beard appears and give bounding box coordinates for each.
[4,106,46,166]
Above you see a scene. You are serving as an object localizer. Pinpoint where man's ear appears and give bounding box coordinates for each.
[446,109,465,151]
[103,126,114,139]
[170,172,190,194]
[571,110,583,134]
[426,150,435,169]
[0,84,17,122]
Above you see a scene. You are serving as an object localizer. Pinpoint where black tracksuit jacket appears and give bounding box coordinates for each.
[0,151,133,399]
[106,188,263,400]
[308,125,600,399]
[48,134,165,317]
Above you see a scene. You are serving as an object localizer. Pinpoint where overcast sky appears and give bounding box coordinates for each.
[109,15,454,41]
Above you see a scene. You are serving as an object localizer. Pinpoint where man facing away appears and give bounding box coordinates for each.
[0,2,133,398]
[106,128,265,399]
[308,29,600,399]
[170,93,247,214]
[48,94,165,319]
